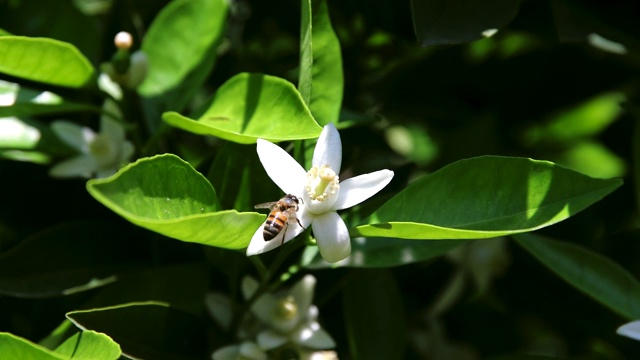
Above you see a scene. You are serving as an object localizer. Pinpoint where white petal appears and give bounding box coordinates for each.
[241,276,260,300]
[246,208,309,257]
[257,139,307,195]
[49,155,97,178]
[312,212,351,263]
[312,123,341,173]
[238,341,268,360]
[256,330,288,350]
[211,345,240,360]
[51,121,94,153]
[617,320,640,340]
[205,292,232,330]
[119,141,135,164]
[292,322,336,349]
[332,169,394,210]
[290,275,316,319]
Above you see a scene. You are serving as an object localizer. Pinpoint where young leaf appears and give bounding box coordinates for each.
[86,154,264,249]
[0,331,120,360]
[354,156,622,239]
[515,233,640,320]
[343,269,406,359]
[67,302,207,360]
[163,73,322,144]
[411,0,520,46]
[0,36,95,87]
[298,0,343,125]
[138,0,228,99]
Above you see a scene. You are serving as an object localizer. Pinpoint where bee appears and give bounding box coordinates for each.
[254,194,305,245]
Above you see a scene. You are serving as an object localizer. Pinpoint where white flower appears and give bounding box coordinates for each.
[212,341,267,360]
[617,320,640,341]
[247,123,394,263]
[242,275,335,351]
[49,99,134,178]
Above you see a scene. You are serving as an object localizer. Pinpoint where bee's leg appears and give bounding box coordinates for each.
[281,223,288,246]
[296,218,305,230]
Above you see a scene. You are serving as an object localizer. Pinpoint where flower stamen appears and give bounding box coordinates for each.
[305,165,339,202]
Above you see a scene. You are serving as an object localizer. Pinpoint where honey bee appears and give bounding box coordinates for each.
[254,194,305,245]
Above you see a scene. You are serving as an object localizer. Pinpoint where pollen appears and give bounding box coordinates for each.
[305,164,339,201]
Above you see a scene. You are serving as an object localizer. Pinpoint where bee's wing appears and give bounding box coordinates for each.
[254,201,278,209]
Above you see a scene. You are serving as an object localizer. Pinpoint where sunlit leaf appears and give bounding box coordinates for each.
[551,140,626,179]
[343,269,406,359]
[0,36,95,87]
[298,0,343,125]
[163,73,322,144]
[354,156,622,239]
[0,331,120,360]
[411,0,520,46]
[139,0,227,100]
[515,233,640,320]
[67,302,207,360]
[86,154,264,249]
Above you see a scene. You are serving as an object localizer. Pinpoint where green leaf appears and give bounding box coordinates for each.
[515,233,640,320]
[139,0,228,100]
[53,331,121,359]
[343,269,406,359]
[86,154,264,249]
[0,331,120,360]
[298,0,344,125]
[411,0,520,46]
[163,73,322,144]
[354,156,622,239]
[0,102,100,118]
[0,36,95,87]
[0,221,129,298]
[303,238,464,268]
[66,302,207,360]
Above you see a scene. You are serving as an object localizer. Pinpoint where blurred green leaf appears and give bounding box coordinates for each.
[515,233,640,320]
[343,269,406,359]
[207,142,280,211]
[354,156,622,239]
[0,102,100,118]
[0,331,120,360]
[163,73,322,144]
[411,0,520,46]
[525,92,624,145]
[139,0,227,100]
[86,154,264,249]
[298,0,343,125]
[551,140,626,179]
[303,238,464,268]
[0,36,95,88]
[67,302,207,360]
[0,221,135,298]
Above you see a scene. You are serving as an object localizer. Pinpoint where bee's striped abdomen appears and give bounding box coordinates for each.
[263,212,286,241]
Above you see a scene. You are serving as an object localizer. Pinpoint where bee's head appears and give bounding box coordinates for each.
[285,194,300,204]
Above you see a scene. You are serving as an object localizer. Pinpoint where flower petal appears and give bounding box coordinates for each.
[246,208,309,257]
[257,139,307,195]
[205,292,232,330]
[617,320,640,341]
[312,212,351,263]
[100,100,125,142]
[291,321,336,349]
[290,275,316,320]
[49,155,97,178]
[51,121,95,153]
[312,123,341,173]
[243,277,278,325]
[239,341,268,360]
[256,330,288,350]
[332,169,394,210]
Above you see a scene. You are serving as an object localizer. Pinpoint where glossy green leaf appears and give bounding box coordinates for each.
[343,269,406,359]
[86,154,264,249]
[303,238,464,268]
[139,0,227,99]
[0,36,95,87]
[298,0,343,125]
[0,102,99,118]
[0,221,138,298]
[67,302,207,360]
[354,156,622,239]
[0,331,120,360]
[550,140,626,179]
[515,233,640,320]
[411,0,520,46]
[163,73,322,144]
